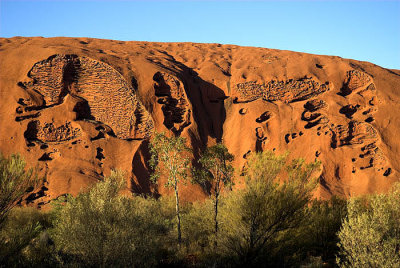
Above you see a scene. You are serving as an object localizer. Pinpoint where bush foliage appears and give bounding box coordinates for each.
[1,150,399,267]
[0,153,39,226]
[51,170,172,267]
[0,207,53,267]
[217,152,320,267]
[336,184,400,268]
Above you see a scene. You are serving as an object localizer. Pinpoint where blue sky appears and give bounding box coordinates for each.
[1,1,399,69]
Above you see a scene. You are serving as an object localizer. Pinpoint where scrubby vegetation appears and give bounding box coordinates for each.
[0,145,399,267]
[336,184,400,267]
[51,170,172,267]
[0,153,40,226]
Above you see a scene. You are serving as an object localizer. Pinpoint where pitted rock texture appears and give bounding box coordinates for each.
[25,121,81,143]
[341,70,374,96]
[27,55,70,106]
[20,54,154,139]
[235,77,330,103]
[304,99,327,112]
[301,99,329,129]
[330,121,378,148]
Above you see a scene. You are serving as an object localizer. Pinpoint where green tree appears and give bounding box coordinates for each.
[149,132,191,244]
[336,183,400,268]
[51,170,170,267]
[0,153,39,227]
[194,143,234,248]
[219,151,320,266]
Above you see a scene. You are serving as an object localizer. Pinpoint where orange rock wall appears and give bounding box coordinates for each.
[0,37,399,207]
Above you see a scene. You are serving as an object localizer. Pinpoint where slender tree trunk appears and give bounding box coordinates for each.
[214,196,219,234]
[214,176,220,249]
[174,182,182,244]
[214,193,219,249]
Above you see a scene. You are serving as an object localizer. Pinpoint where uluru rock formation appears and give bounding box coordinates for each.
[0,37,399,207]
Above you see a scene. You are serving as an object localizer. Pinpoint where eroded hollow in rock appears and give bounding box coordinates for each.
[339,104,360,119]
[153,71,191,134]
[256,111,272,123]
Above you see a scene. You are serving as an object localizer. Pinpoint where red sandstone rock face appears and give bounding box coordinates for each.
[0,37,399,207]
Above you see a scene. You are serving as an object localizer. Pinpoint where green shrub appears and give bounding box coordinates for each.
[0,153,45,267]
[336,183,400,268]
[51,170,171,267]
[0,207,54,267]
[217,151,320,267]
[0,153,39,227]
[181,199,214,256]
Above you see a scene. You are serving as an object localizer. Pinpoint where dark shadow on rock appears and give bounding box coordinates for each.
[24,120,40,143]
[383,167,392,177]
[38,153,52,161]
[95,147,105,161]
[256,139,264,152]
[339,105,359,119]
[256,111,271,123]
[131,140,159,197]
[131,76,138,92]
[73,99,95,120]
[319,175,332,195]
[15,112,41,122]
